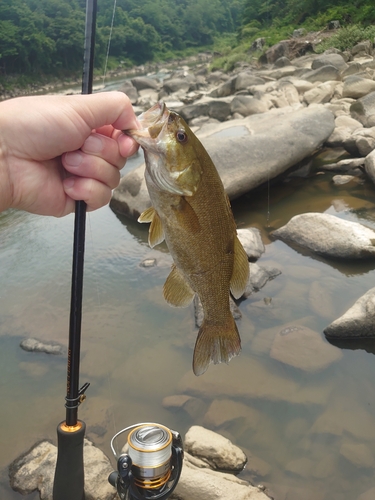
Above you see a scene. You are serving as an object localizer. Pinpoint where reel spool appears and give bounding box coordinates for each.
[108,423,183,500]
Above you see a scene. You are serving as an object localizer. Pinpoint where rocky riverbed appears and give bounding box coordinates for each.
[112,32,375,346]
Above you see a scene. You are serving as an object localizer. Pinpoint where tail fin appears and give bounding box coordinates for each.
[192,317,241,376]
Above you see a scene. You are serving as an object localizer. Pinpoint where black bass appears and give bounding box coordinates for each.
[126,102,249,375]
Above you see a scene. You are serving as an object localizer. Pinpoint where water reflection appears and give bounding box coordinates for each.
[2,159,375,499]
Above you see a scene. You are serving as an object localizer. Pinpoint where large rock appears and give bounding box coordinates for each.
[350,91,375,126]
[271,213,375,259]
[302,65,340,83]
[111,106,335,219]
[131,76,159,91]
[173,453,270,500]
[9,439,116,500]
[230,95,268,116]
[324,287,375,339]
[184,426,246,471]
[343,75,375,99]
[311,53,348,72]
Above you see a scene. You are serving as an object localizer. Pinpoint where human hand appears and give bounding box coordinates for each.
[0,91,139,216]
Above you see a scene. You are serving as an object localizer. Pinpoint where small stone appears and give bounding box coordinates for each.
[20,338,64,355]
[139,258,157,267]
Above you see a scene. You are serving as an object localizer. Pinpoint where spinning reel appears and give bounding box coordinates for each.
[108,423,183,500]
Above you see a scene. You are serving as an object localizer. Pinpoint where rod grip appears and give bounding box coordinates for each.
[53,420,86,500]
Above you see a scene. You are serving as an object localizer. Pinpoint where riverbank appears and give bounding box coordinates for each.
[0,52,214,101]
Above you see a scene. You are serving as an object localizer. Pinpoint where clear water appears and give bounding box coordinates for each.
[1,154,375,500]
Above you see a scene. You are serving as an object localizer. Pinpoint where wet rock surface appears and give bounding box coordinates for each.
[9,427,271,500]
[271,212,375,259]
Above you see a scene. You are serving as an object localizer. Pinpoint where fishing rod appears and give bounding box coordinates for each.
[52,0,97,498]
[52,1,184,497]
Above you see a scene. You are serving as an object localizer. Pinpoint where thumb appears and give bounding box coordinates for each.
[69,91,138,132]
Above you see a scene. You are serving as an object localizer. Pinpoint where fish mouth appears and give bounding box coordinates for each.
[124,101,169,147]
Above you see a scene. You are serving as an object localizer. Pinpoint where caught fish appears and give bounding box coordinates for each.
[126,102,249,375]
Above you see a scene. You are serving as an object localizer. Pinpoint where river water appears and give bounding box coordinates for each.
[2,143,375,499]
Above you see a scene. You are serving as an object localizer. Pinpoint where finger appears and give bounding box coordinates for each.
[71,92,138,132]
[63,176,113,212]
[62,152,121,189]
[81,133,125,169]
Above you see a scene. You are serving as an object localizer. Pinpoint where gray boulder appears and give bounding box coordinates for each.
[265,40,290,64]
[312,53,348,71]
[343,76,375,99]
[209,78,236,98]
[179,102,210,121]
[365,148,375,184]
[271,213,375,259]
[237,228,265,260]
[207,100,231,121]
[235,72,265,91]
[303,65,340,83]
[174,453,270,500]
[324,287,375,338]
[230,95,268,116]
[131,76,159,91]
[111,106,335,220]
[9,439,116,500]
[163,77,193,94]
[350,91,375,126]
[184,426,246,471]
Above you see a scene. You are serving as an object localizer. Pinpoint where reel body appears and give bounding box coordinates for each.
[108,423,183,500]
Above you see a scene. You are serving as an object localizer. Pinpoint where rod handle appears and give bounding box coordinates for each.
[53,420,86,500]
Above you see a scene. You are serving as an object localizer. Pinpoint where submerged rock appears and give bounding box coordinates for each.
[243,263,281,298]
[270,325,342,372]
[324,287,375,339]
[271,213,375,259]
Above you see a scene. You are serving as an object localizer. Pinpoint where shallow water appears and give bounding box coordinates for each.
[1,156,375,500]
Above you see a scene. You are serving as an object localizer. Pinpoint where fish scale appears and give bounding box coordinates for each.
[125,102,249,375]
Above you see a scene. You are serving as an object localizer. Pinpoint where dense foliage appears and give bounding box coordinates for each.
[240,0,375,41]
[0,0,244,76]
[1,0,375,85]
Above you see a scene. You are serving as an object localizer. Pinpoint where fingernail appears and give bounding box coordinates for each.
[64,177,75,189]
[65,151,83,166]
[83,135,103,153]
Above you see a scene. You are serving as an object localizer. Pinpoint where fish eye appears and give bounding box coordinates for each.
[176,130,188,143]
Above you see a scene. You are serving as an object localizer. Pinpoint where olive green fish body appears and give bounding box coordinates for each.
[127,102,249,375]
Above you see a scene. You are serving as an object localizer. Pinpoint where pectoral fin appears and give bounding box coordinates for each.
[138,207,165,248]
[163,265,195,307]
[172,198,201,234]
[230,235,250,299]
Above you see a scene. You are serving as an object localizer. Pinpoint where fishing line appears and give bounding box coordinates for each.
[102,0,117,87]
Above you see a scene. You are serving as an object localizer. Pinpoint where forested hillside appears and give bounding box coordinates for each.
[0,0,243,76]
[1,0,374,82]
